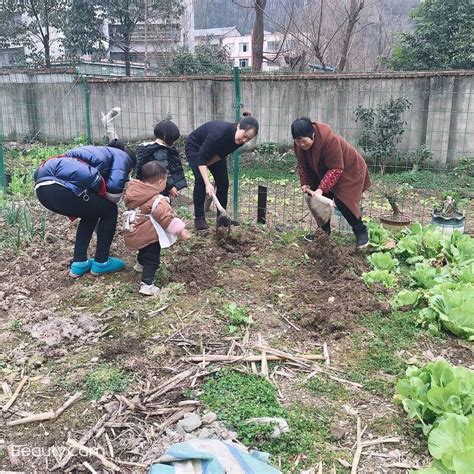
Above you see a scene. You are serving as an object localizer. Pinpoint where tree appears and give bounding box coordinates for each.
[337,0,365,71]
[100,0,184,76]
[389,0,474,71]
[0,0,105,67]
[62,0,106,60]
[0,0,69,67]
[251,0,267,72]
[264,0,366,72]
[166,36,232,75]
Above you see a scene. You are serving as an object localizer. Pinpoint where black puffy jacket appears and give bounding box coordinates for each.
[136,141,187,193]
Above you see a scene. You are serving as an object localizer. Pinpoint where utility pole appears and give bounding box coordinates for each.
[144,0,148,76]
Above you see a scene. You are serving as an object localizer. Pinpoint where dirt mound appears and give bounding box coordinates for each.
[296,274,388,336]
[288,236,387,336]
[170,253,218,293]
[169,233,257,293]
[24,312,100,346]
[306,232,367,280]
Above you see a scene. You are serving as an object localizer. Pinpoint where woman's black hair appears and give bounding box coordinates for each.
[108,139,137,167]
[141,160,167,182]
[238,112,259,134]
[291,117,314,139]
[154,120,180,146]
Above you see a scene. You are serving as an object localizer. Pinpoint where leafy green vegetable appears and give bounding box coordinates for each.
[395,360,474,432]
[395,224,444,261]
[429,285,474,341]
[409,262,442,289]
[367,252,399,271]
[427,414,474,473]
[442,232,474,264]
[362,270,396,288]
[367,221,389,249]
[392,289,422,309]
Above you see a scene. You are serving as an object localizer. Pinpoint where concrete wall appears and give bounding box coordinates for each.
[1,70,473,165]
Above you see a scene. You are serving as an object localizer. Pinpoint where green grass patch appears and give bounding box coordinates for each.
[104,283,136,309]
[83,365,131,400]
[307,376,350,402]
[372,168,473,194]
[344,310,428,397]
[200,369,338,470]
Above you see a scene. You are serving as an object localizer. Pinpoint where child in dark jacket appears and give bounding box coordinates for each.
[136,120,187,198]
[124,161,190,296]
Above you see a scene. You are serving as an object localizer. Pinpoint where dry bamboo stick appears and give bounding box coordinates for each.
[2,376,28,412]
[115,459,148,468]
[105,433,114,459]
[351,416,362,474]
[66,439,120,472]
[255,345,319,366]
[2,381,12,397]
[183,354,323,363]
[82,461,98,474]
[323,343,330,366]
[361,436,400,448]
[7,411,55,426]
[156,406,194,434]
[51,414,111,470]
[7,392,82,426]
[144,368,195,400]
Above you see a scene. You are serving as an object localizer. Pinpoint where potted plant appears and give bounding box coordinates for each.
[379,182,412,231]
[432,194,466,234]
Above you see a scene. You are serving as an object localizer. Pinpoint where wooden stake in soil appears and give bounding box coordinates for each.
[323,342,330,366]
[351,416,363,474]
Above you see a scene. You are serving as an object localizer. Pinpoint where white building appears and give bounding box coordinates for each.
[190,26,284,71]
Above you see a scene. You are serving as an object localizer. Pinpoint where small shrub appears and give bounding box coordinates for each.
[355,97,412,174]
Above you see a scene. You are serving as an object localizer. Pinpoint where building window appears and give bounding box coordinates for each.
[240,43,249,53]
[239,58,249,68]
[267,41,280,52]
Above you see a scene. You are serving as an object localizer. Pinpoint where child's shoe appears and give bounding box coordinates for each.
[139,282,161,296]
[69,260,92,278]
[134,262,143,272]
[91,257,126,276]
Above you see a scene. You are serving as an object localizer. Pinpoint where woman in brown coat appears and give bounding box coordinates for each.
[291,117,371,248]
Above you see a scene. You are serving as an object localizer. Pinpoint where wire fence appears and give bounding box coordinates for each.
[0,68,473,233]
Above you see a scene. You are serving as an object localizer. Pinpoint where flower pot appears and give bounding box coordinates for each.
[379,213,412,231]
[431,210,465,234]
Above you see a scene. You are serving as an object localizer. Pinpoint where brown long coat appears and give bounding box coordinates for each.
[124,179,177,250]
[294,122,371,219]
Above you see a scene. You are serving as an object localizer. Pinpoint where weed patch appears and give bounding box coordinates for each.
[200,370,338,470]
[83,365,131,400]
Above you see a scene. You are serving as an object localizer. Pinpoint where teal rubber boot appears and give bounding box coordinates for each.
[91,257,126,276]
[69,260,92,278]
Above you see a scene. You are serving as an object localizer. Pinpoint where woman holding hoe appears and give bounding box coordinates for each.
[292,117,371,248]
[185,113,259,231]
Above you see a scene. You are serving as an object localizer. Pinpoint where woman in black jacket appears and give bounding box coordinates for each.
[185,114,259,230]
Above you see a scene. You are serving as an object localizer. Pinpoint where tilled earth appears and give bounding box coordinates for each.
[1,201,472,472]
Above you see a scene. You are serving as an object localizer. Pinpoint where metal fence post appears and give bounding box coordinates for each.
[80,75,93,144]
[232,66,242,221]
[0,108,4,190]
